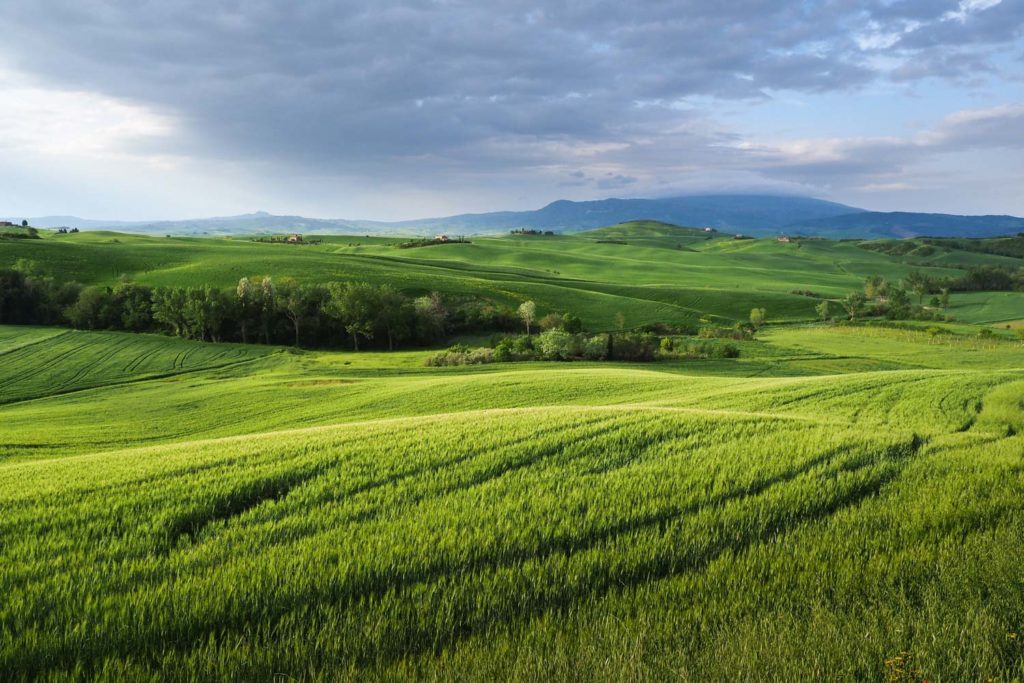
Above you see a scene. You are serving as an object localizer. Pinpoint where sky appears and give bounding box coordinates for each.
[0,0,1022,221]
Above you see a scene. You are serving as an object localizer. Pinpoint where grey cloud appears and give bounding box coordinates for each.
[0,1,1021,208]
[597,174,638,190]
[744,104,1024,187]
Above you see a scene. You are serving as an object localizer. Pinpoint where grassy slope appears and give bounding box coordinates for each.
[1,226,1023,679]
[0,324,1022,680]
[2,223,1006,328]
[0,328,273,405]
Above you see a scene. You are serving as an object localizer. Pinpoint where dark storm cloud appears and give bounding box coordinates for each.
[0,1,1020,188]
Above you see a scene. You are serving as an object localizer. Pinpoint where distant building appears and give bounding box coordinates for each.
[703,227,713,232]
[734,234,744,240]
[777,235,791,243]
[434,234,450,242]
[286,233,302,243]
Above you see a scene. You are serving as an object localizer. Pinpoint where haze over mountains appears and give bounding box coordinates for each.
[12,194,1024,240]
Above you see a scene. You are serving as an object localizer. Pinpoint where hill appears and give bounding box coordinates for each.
[2,221,1024,678]
[786,211,1024,239]
[1,320,1022,679]
[15,211,395,237]
[389,194,864,234]
[7,226,1024,331]
[575,220,720,248]
[15,196,1024,239]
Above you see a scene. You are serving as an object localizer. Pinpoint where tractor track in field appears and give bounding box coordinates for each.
[0,354,272,408]
[0,329,70,358]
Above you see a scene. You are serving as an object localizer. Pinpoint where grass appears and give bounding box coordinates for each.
[0,328,273,405]
[948,291,1024,324]
[0,222,1004,329]
[1,225,1023,680]
[0,322,1022,681]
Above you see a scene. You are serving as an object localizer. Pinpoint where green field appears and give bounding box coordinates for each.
[1,224,1023,680]
[5,222,1014,329]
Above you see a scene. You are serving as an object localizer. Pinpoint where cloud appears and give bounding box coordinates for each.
[944,0,1004,23]
[0,65,175,160]
[0,2,1020,217]
[731,104,1024,187]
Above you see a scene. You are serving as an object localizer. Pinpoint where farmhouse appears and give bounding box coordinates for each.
[434,234,450,242]
[286,233,302,243]
[777,235,791,243]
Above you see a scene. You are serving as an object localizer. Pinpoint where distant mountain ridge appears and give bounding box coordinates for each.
[9,194,1024,239]
[783,211,1024,239]
[387,194,865,234]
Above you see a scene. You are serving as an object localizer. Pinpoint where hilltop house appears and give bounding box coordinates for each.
[286,233,302,243]
[777,235,791,243]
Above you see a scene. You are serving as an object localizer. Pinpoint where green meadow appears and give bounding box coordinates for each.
[1,222,1023,680]
[5,222,1018,329]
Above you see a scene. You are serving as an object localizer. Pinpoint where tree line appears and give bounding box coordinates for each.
[0,266,532,350]
[818,272,955,322]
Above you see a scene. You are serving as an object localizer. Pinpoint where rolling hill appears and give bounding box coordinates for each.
[13,195,1024,239]
[2,220,1024,679]
[1,320,1022,679]
[8,222,1024,332]
[786,211,1024,239]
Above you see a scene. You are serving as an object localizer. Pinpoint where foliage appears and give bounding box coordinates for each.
[518,300,537,335]
[2,227,1024,679]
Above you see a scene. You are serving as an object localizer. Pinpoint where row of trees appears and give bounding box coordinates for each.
[427,330,740,365]
[818,273,951,322]
[0,268,539,350]
[894,267,1024,298]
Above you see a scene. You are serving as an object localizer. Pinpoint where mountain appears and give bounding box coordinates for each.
[16,212,386,236]
[387,194,865,234]
[11,195,1024,239]
[784,211,1024,239]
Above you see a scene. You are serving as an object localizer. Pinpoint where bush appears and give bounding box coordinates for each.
[659,339,740,360]
[425,345,495,366]
[581,335,609,360]
[535,329,580,360]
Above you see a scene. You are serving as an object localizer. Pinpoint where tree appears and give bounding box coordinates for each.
[115,281,154,331]
[903,271,932,305]
[413,292,447,342]
[886,287,911,319]
[561,312,583,334]
[277,281,317,347]
[864,275,886,300]
[375,284,411,351]
[749,307,767,329]
[182,287,227,341]
[236,277,256,343]
[326,282,378,351]
[20,219,27,227]
[65,286,117,330]
[259,277,276,343]
[151,288,188,337]
[538,312,563,331]
[815,300,832,322]
[518,300,536,335]
[842,292,866,320]
[939,287,950,309]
